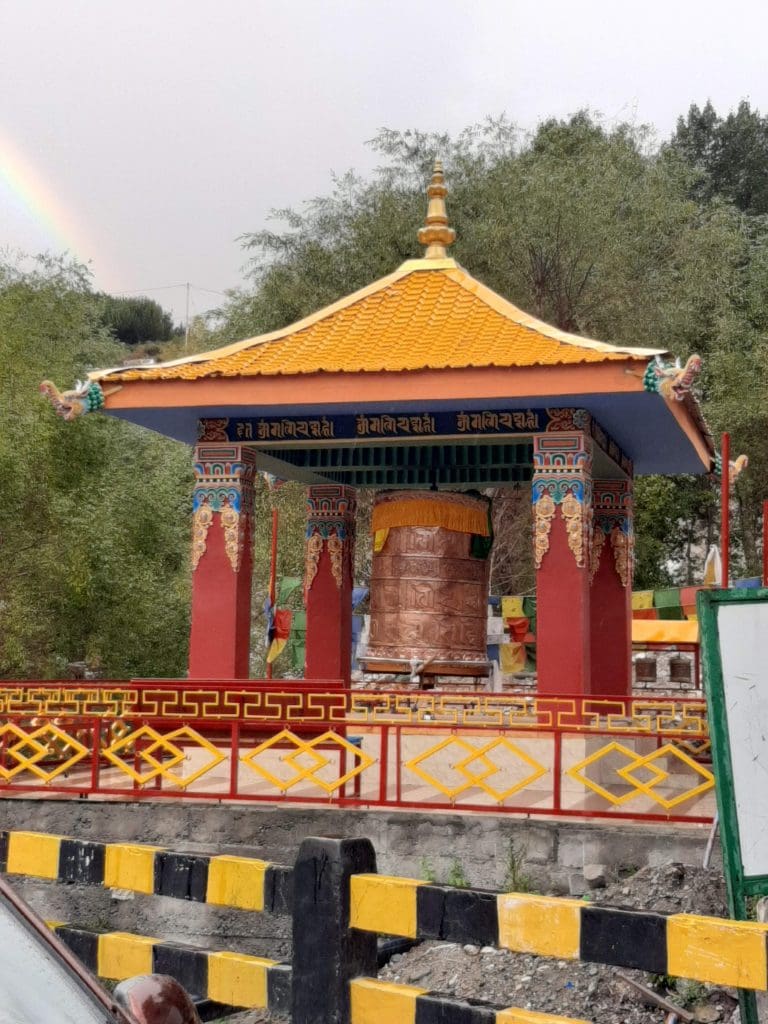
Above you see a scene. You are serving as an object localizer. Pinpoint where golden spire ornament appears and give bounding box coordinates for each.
[417,159,456,259]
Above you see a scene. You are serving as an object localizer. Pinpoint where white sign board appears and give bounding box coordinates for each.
[718,601,768,877]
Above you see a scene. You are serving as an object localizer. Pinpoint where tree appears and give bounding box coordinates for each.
[0,256,192,677]
[671,100,768,215]
[99,294,179,346]
[633,476,718,589]
[216,113,767,586]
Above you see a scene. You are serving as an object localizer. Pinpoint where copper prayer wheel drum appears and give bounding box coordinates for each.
[367,491,490,662]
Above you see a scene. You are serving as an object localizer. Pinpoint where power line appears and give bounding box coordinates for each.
[112,282,229,299]
[112,283,187,295]
[190,284,229,298]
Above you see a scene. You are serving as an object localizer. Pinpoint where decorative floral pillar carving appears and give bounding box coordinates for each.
[304,485,357,683]
[590,478,634,695]
[188,445,258,679]
[532,431,593,694]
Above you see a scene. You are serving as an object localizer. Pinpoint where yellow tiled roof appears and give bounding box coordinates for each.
[96,261,661,383]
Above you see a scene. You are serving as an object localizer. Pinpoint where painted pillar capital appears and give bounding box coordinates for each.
[305,484,357,592]
[192,445,258,573]
[591,479,634,589]
[532,429,593,694]
[532,432,593,569]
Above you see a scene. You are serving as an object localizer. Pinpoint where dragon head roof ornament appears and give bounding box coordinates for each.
[642,353,702,401]
[39,380,105,420]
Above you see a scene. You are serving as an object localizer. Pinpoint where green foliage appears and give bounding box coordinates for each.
[445,858,470,889]
[0,256,191,678]
[249,481,309,678]
[672,100,768,215]
[501,840,534,894]
[633,476,719,588]
[672,978,709,1007]
[419,857,437,883]
[98,294,179,346]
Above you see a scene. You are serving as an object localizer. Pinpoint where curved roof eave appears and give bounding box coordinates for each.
[90,259,667,385]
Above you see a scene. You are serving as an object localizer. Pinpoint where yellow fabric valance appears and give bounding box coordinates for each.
[631,591,655,610]
[632,620,699,645]
[371,496,489,537]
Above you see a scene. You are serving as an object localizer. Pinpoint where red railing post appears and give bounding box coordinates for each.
[229,722,240,798]
[379,725,389,805]
[721,431,730,587]
[551,725,563,814]
[89,718,101,794]
[1,726,8,789]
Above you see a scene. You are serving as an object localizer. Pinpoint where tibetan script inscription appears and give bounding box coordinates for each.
[217,407,569,445]
[457,410,540,432]
[356,413,436,437]
[236,417,335,441]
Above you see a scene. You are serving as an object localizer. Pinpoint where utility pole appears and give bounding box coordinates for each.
[184,282,190,350]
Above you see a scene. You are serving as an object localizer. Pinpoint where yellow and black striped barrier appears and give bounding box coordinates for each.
[0,829,292,914]
[7,831,768,1022]
[349,874,768,991]
[350,978,591,1024]
[48,923,290,1013]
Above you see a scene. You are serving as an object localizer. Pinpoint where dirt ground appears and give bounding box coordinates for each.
[217,864,743,1024]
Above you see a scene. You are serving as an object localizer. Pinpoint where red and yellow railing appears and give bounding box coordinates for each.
[0,681,713,823]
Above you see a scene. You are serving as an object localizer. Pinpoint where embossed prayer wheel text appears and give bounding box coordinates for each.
[367,491,491,662]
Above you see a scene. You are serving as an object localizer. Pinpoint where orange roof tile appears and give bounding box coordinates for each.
[95,261,662,384]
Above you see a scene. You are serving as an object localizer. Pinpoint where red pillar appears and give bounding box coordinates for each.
[532,433,592,694]
[589,479,633,696]
[304,485,356,684]
[188,445,258,679]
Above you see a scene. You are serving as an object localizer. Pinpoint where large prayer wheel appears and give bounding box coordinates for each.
[366,491,491,664]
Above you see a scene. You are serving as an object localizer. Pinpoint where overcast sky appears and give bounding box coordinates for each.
[2,0,768,324]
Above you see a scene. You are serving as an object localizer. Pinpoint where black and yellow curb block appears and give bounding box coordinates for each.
[349,876,768,991]
[0,830,292,913]
[350,978,591,1024]
[48,924,291,1013]
[10,833,768,1023]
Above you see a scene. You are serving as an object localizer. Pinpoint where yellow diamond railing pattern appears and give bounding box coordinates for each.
[566,741,714,810]
[405,735,548,803]
[102,725,226,788]
[0,723,89,783]
[240,729,374,794]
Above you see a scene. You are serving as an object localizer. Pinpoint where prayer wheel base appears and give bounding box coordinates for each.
[358,656,492,679]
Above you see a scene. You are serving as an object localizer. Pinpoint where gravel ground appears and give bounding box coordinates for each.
[214,865,743,1024]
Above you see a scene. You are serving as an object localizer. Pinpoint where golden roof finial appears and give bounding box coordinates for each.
[417,159,456,259]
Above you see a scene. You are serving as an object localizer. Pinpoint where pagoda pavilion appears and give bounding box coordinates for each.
[42,163,714,696]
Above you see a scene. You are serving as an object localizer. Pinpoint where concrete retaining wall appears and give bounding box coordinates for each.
[0,799,719,952]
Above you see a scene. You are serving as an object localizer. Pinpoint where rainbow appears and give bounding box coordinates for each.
[0,131,119,288]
